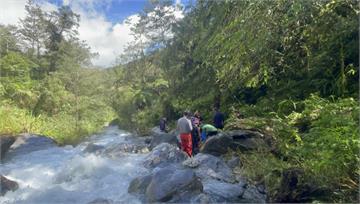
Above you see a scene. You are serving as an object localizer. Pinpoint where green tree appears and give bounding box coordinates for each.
[44,6,80,73]
[0,25,20,57]
[19,0,46,59]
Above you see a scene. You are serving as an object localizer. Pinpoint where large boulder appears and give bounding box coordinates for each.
[149,132,179,150]
[128,174,153,194]
[200,133,233,156]
[5,134,56,159]
[183,153,236,183]
[228,130,270,151]
[0,136,16,160]
[128,167,203,203]
[0,175,19,196]
[200,130,271,156]
[239,185,267,203]
[202,179,246,202]
[143,143,188,168]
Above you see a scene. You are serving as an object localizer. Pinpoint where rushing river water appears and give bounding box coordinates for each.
[0,126,149,204]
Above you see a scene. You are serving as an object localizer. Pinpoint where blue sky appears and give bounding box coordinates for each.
[0,0,188,67]
[47,0,149,23]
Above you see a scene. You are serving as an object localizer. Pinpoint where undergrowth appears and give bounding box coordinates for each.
[226,94,359,202]
[0,102,114,145]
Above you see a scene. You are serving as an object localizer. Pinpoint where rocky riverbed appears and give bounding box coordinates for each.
[0,126,267,203]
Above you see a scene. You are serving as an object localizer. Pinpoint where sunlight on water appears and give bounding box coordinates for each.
[0,126,147,204]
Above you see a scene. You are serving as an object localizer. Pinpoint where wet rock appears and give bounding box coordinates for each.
[191,193,217,204]
[0,136,16,160]
[128,174,152,194]
[202,179,246,202]
[227,156,241,169]
[0,175,19,196]
[257,184,266,194]
[183,153,236,183]
[144,137,152,145]
[149,132,179,150]
[145,168,203,202]
[128,167,203,203]
[240,185,266,203]
[5,134,56,159]
[200,133,232,156]
[105,143,149,155]
[83,143,105,154]
[88,198,113,204]
[150,126,164,135]
[143,143,187,168]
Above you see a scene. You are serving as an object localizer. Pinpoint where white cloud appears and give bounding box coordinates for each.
[77,14,137,67]
[0,0,27,25]
[66,0,136,67]
[0,0,135,67]
[0,0,57,26]
[0,0,183,67]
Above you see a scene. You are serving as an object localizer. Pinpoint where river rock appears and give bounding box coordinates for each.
[104,143,149,155]
[183,153,236,183]
[191,193,217,204]
[145,168,203,202]
[143,143,188,168]
[202,179,246,202]
[228,130,270,151]
[0,175,19,196]
[83,143,105,154]
[149,132,179,150]
[150,126,164,135]
[128,167,203,203]
[128,174,153,194]
[200,133,233,156]
[239,185,266,203]
[227,156,241,169]
[88,198,113,204]
[5,134,56,158]
[200,130,270,156]
[0,136,16,160]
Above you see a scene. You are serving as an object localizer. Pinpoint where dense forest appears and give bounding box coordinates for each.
[0,0,358,202]
[0,1,115,144]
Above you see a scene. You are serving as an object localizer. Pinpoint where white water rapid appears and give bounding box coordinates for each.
[0,126,149,204]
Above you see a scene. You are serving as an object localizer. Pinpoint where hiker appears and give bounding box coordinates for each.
[191,111,202,155]
[159,117,167,132]
[213,107,225,129]
[200,124,218,142]
[176,111,193,157]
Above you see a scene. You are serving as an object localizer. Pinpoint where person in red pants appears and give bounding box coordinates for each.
[176,110,193,157]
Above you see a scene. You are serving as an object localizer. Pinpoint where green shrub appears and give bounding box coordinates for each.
[227,95,359,202]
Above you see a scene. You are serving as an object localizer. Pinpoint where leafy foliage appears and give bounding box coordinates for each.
[0,1,115,144]
[110,1,358,201]
[226,95,359,201]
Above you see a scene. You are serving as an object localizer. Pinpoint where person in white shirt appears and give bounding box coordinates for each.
[176,110,193,157]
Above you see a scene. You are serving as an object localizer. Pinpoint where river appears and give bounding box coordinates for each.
[0,126,148,203]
